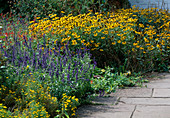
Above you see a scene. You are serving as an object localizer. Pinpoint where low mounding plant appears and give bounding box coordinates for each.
[27,6,169,72]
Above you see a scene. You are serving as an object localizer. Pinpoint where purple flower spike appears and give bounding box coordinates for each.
[67,73,70,82]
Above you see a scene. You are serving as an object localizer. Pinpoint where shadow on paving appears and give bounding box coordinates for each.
[76,73,170,118]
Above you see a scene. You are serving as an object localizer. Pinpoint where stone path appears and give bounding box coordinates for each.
[76,73,170,118]
[129,0,170,10]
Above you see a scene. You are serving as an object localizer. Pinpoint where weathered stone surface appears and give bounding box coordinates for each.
[144,82,170,89]
[76,104,135,118]
[129,0,170,10]
[113,88,152,98]
[91,96,118,105]
[119,98,170,105]
[153,89,170,98]
[133,105,170,118]
[150,78,170,83]
[76,74,170,117]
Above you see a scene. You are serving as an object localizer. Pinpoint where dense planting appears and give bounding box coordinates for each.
[27,7,169,72]
[0,5,169,117]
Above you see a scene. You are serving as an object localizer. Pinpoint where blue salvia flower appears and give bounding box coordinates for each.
[67,73,70,82]
[62,73,65,82]
[72,69,75,77]
[23,35,29,48]
[76,68,79,81]
[56,69,59,78]
[60,59,62,72]
[68,63,71,71]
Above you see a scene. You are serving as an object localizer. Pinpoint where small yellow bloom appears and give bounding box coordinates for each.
[122,41,126,45]
[101,69,105,72]
[94,33,98,36]
[118,40,121,43]
[112,42,116,45]
[100,49,104,51]
[101,37,105,39]
[26,65,29,69]
[3,106,7,109]
[61,11,65,13]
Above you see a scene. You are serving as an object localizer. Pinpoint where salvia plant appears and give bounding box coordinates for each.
[0,34,96,100]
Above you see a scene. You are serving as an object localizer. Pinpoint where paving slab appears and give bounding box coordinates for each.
[144,82,170,89]
[76,104,135,118]
[119,98,170,105]
[153,89,170,98]
[91,96,118,105]
[133,105,170,118]
[113,88,152,98]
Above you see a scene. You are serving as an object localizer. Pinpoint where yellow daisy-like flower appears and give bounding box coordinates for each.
[117,40,121,43]
[61,11,65,13]
[101,69,105,72]
[112,42,116,45]
[101,37,105,39]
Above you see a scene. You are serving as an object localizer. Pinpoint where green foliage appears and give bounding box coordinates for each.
[91,66,148,94]
[0,4,169,117]
[0,51,8,87]
[10,0,131,20]
[0,0,10,13]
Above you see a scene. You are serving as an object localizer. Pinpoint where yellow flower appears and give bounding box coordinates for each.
[72,40,77,45]
[3,106,7,109]
[26,65,29,69]
[101,69,105,72]
[133,43,137,46]
[112,42,116,45]
[144,38,149,42]
[101,37,105,39]
[90,40,94,43]
[140,47,144,50]
[136,45,140,48]
[95,44,99,47]
[122,41,126,45]
[94,33,98,36]
[117,40,121,43]
[100,49,104,51]
[132,48,135,52]
[61,11,65,13]
[75,98,78,102]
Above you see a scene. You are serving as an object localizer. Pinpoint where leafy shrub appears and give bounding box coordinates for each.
[90,66,146,95]
[0,103,12,118]
[0,51,8,86]
[27,6,169,72]
[0,0,10,14]
[57,93,79,117]
[0,13,96,117]
[10,0,131,20]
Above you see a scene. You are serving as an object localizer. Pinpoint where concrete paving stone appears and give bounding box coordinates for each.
[129,0,170,9]
[153,89,170,97]
[151,79,170,83]
[144,82,170,89]
[76,104,135,118]
[113,88,152,98]
[119,98,170,105]
[91,96,118,105]
[133,105,170,118]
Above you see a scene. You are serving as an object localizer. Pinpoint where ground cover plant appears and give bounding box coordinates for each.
[0,3,169,118]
